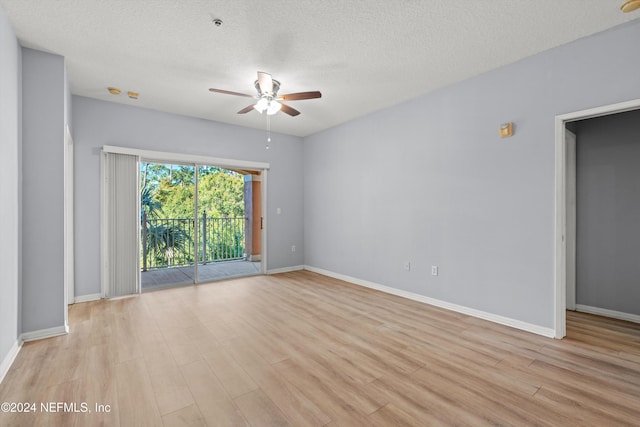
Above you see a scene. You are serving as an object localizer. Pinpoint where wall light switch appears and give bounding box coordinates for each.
[276,208,281,215]
[431,266,439,276]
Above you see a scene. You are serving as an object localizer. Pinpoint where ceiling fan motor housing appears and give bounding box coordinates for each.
[255,79,280,97]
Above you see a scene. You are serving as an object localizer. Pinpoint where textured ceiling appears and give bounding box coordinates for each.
[1,0,638,137]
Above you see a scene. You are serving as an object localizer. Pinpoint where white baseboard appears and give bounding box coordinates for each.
[0,339,22,384]
[73,293,102,303]
[576,304,640,324]
[304,265,555,338]
[20,325,69,343]
[267,265,304,275]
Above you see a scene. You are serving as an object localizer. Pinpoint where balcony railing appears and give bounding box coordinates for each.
[141,212,246,270]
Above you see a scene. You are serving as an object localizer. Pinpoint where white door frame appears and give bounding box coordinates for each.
[565,130,576,311]
[554,98,640,338]
[260,170,268,273]
[64,125,74,314]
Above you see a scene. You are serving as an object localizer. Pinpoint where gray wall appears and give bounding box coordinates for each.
[575,109,640,316]
[21,48,66,333]
[72,96,304,297]
[303,19,640,329]
[0,3,21,366]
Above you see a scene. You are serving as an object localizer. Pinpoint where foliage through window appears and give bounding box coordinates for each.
[140,163,246,270]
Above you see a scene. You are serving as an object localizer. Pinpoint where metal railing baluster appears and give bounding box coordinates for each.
[142,216,246,270]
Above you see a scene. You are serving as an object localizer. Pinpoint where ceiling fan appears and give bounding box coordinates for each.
[209,71,321,117]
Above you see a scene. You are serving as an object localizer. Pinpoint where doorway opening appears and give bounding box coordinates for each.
[554,98,640,338]
[140,161,262,290]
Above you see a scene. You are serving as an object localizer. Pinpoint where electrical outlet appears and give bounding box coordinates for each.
[291,245,296,252]
[403,261,411,271]
[431,266,438,276]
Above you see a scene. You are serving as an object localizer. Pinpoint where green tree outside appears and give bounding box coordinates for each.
[140,163,246,269]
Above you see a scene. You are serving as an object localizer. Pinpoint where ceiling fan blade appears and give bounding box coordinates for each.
[209,88,254,98]
[279,91,322,101]
[279,102,300,117]
[257,71,273,94]
[237,104,256,114]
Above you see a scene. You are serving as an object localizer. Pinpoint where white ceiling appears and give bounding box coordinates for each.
[2,1,638,137]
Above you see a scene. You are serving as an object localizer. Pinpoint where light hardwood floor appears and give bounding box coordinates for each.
[1,270,639,426]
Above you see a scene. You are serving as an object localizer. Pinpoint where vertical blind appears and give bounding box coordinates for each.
[105,152,139,297]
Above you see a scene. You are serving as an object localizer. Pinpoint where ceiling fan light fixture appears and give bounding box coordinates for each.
[266,100,282,115]
[621,0,640,12]
[254,97,269,113]
[253,98,281,115]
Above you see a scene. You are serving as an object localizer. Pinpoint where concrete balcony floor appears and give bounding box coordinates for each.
[141,260,261,290]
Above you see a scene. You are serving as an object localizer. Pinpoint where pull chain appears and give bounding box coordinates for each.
[266,114,271,150]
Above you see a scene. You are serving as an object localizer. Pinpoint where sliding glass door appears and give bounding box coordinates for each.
[140,161,260,290]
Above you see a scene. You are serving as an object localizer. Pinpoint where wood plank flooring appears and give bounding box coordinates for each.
[1,270,639,426]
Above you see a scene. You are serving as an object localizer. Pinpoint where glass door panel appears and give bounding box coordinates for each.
[195,165,260,282]
[140,162,196,289]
